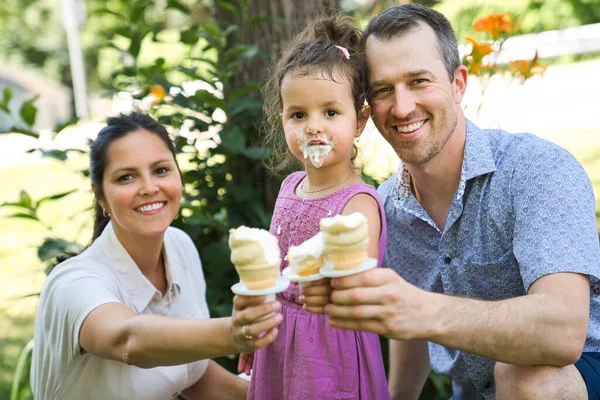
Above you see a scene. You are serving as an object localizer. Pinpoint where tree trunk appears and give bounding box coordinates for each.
[215,0,341,212]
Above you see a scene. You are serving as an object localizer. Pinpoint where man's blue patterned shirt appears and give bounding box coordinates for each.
[377,120,600,400]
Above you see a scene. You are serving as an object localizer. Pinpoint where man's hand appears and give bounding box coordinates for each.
[324,268,434,340]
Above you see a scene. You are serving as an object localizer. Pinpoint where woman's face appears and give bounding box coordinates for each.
[96,129,182,241]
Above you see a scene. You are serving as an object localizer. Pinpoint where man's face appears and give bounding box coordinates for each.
[366,23,464,165]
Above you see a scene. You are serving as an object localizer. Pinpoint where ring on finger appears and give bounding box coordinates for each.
[242,324,253,340]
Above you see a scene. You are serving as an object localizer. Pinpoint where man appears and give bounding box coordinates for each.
[321,4,600,399]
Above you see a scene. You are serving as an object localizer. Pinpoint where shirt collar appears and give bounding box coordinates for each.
[162,241,182,298]
[97,222,181,313]
[391,119,497,209]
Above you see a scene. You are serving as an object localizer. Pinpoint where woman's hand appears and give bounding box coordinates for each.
[298,278,332,314]
[230,295,282,353]
[237,352,254,375]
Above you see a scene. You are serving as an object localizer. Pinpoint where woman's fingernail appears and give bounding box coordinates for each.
[298,295,305,304]
[275,314,283,322]
[272,301,281,311]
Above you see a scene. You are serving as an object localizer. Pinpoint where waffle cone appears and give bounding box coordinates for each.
[235,262,280,289]
[325,250,368,271]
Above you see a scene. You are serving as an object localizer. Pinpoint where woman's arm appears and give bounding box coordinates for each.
[181,360,248,400]
[79,295,282,368]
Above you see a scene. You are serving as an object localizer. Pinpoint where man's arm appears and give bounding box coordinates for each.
[325,269,589,366]
[388,339,430,400]
[429,272,589,366]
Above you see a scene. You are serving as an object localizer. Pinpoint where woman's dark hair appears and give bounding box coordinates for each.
[262,12,366,174]
[90,112,182,240]
[361,4,460,86]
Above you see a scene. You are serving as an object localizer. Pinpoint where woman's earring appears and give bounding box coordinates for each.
[102,208,111,218]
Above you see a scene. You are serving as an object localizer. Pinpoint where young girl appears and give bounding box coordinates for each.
[242,13,390,400]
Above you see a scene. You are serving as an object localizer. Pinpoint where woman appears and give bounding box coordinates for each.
[31,112,281,400]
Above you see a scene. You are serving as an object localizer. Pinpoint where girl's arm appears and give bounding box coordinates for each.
[182,360,248,400]
[388,339,430,400]
[341,193,381,260]
[79,295,282,368]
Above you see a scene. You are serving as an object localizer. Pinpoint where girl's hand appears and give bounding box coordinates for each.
[237,352,254,375]
[231,294,282,353]
[298,278,332,314]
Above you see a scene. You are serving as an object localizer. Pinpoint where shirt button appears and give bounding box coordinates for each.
[444,256,452,264]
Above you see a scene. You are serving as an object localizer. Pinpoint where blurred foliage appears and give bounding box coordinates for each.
[460,11,547,124]
[435,0,600,42]
[462,13,547,81]
[2,0,598,90]
[0,0,69,84]
[564,0,600,25]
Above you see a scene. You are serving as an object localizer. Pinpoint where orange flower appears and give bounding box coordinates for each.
[509,52,547,80]
[463,36,495,75]
[473,13,514,40]
[149,84,166,104]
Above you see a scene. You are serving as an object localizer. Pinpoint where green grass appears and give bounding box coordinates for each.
[0,131,599,399]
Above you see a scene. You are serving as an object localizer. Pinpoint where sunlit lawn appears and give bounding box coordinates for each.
[0,129,599,398]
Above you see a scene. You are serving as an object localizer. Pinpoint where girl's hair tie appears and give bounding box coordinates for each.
[335,45,350,60]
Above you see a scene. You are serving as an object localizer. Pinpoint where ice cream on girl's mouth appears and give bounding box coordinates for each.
[296,128,338,168]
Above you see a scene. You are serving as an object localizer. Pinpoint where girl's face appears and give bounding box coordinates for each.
[280,70,368,170]
[95,129,182,243]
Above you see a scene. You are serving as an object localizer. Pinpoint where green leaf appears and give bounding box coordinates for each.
[40,150,69,161]
[216,0,239,17]
[37,238,84,262]
[53,117,79,134]
[130,2,148,23]
[218,125,245,153]
[190,56,219,70]
[180,26,199,45]
[188,116,210,132]
[4,213,39,221]
[129,29,143,58]
[37,189,78,206]
[2,127,39,138]
[0,87,12,112]
[167,0,189,14]
[190,90,225,109]
[19,191,33,209]
[19,96,39,126]
[222,24,240,38]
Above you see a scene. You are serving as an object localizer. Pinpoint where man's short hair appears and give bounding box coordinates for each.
[361,4,460,81]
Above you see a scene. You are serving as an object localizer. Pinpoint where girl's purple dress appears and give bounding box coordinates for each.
[248,171,390,400]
